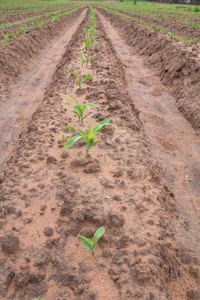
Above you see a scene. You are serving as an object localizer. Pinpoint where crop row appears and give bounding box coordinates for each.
[1,6,82,45]
[0,2,68,11]
[0,5,78,30]
[57,6,109,258]
[0,2,73,17]
[110,6,200,30]
[110,2,200,19]
[98,7,200,48]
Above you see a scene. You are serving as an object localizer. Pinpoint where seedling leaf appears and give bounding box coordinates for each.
[63,135,82,149]
[93,226,105,247]
[83,241,93,251]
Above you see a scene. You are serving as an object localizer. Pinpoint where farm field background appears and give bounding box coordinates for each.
[0,1,199,300]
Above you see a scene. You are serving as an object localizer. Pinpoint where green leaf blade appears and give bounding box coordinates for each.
[82,241,94,252]
[63,135,82,149]
[93,226,105,247]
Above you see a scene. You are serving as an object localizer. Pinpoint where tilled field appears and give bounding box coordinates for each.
[112,8,200,41]
[0,4,200,300]
[95,7,200,131]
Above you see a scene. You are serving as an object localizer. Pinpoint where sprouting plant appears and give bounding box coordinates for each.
[84,28,101,51]
[168,32,173,38]
[2,32,9,44]
[197,43,200,47]
[189,38,194,44]
[63,118,116,156]
[32,297,44,300]
[10,31,15,39]
[69,70,94,88]
[88,26,96,38]
[84,37,90,51]
[84,35,100,50]
[65,96,99,124]
[80,53,93,67]
[154,26,160,32]
[20,26,25,33]
[59,135,65,141]
[78,226,105,254]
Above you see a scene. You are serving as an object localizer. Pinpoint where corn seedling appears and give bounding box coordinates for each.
[32,298,44,300]
[2,33,9,44]
[10,31,15,39]
[63,118,116,156]
[154,25,160,31]
[168,32,173,38]
[59,135,65,142]
[80,53,93,67]
[65,96,99,124]
[20,26,25,33]
[78,226,105,254]
[84,37,90,51]
[188,38,194,44]
[89,26,96,38]
[69,70,94,88]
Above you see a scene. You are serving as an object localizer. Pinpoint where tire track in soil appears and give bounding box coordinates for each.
[0,8,87,180]
[0,7,199,300]
[97,9,200,299]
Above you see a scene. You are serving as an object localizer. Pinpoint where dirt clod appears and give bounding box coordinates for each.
[1,232,19,253]
[43,227,54,237]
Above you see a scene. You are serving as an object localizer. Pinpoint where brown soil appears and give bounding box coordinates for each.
[0,5,79,37]
[96,8,200,131]
[97,11,200,299]
[114,8,200,42]
[0,5,72,24]
[0,8,87,178]
[0,6,199,300]
[0,7,84,96]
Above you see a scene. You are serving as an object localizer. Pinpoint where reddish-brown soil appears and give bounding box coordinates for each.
[0,5,73,24]
[114,8,200,42]
[0,6,199,300]
[96,8,200,131]
[0,8,86,177]
[0,7,84,96]
[0,5,79,37]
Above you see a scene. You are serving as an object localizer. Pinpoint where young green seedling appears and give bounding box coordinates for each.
[2,33,9,44]
[80,53,93,67]
[10,31,15,39]
[32,297,44,300]
[63,118,116,156]
[78,226,105,254]
[59,135,65,142]
[188,38,194,44]
[65,96,99,124]
[69,70,94,88]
